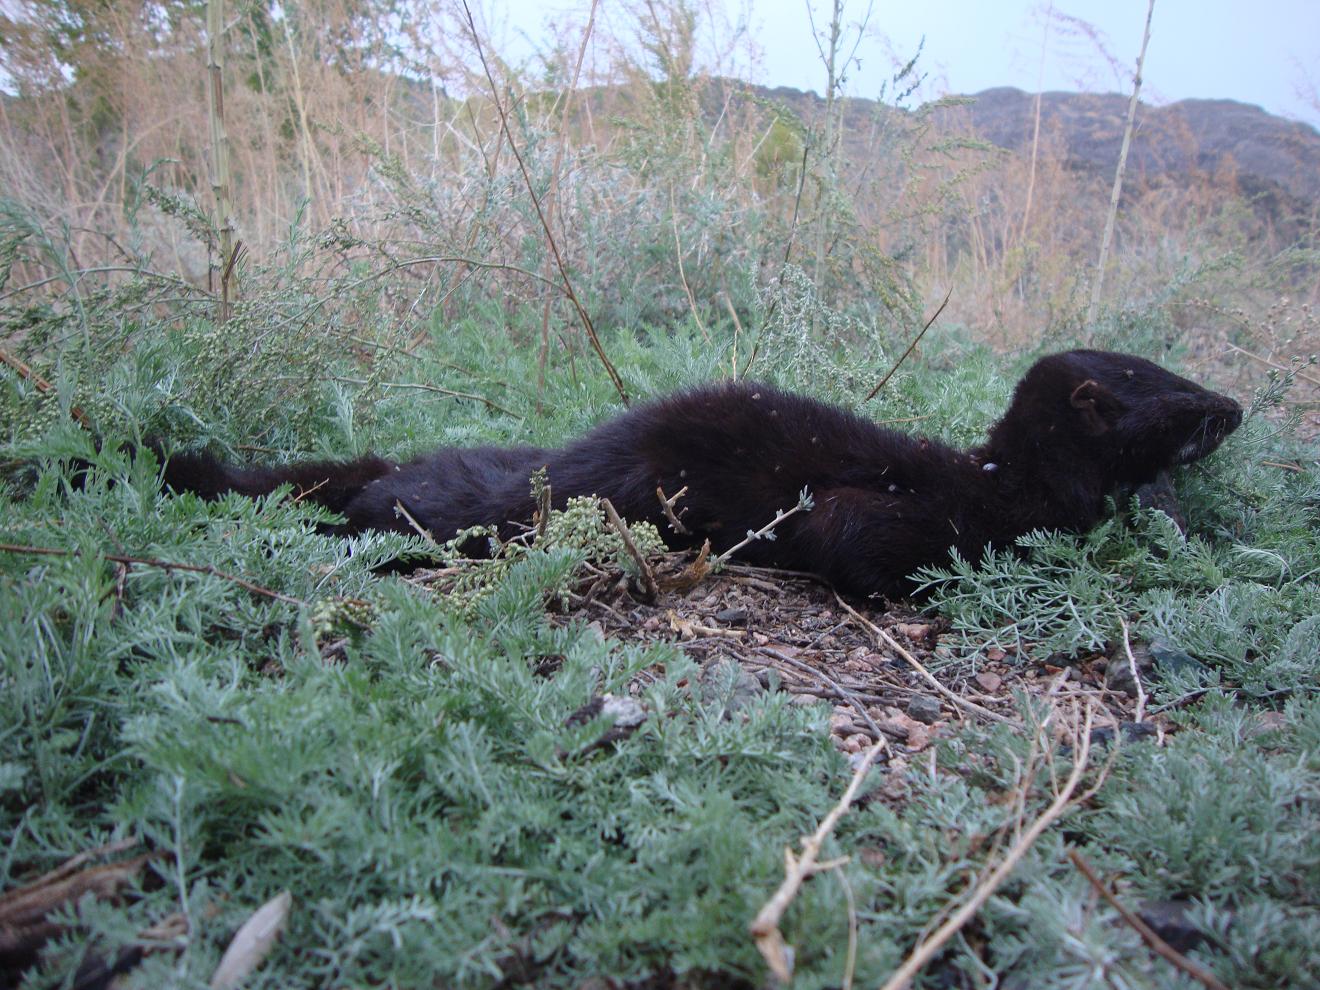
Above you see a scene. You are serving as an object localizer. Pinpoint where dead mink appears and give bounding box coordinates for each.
[162,350,1242,599]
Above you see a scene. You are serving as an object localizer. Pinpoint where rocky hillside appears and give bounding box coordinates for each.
[946,87,1320,206]
[744,80,1320,221]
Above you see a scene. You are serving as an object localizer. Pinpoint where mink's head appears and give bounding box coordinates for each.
[991,350,1243,484]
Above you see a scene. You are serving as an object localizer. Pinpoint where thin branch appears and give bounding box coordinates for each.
[712,491,814,569]
[538,0,600,402]
[1087,0,1155,324]
[750,738,887,983]
[655,484,690,535]
[459,0,629,406]
[1226,342,1320,388]
[721,293,745,380]
[0,347,92,428]
[0,266,207,303]
[759,646,884,739]
[864,287,952,402]
[600,498,659,600]
[1068,849,1230,990]
[1117,615,1147,723]
[392,500,441,548]
[330,377,519,417]
[0,543,305,606]
[670,187,711,342]
[833,592,1012,724]
[877,703,1103,990]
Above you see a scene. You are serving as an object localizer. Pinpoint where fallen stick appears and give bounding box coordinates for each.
[833,592,1010,724]
[750,738,887,982]
[1067,850,1229,990]
[877,702,1101,990]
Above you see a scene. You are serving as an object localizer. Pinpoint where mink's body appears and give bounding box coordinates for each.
[163,350,1242,599]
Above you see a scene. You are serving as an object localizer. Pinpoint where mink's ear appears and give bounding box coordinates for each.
[1069,380,1123,436]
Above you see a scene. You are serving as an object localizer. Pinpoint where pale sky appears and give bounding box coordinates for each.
[486,0,1320,128]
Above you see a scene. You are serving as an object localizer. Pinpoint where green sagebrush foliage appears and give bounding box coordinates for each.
[2,321,1317,989]
[433,471,667,619]
[0,443,868,989]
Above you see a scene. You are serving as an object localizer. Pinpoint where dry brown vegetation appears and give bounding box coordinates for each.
[1,0,1317,382]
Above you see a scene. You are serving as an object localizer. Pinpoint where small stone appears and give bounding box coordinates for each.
[563,694,646,750]
[699,659,763,717]
[842,734,864,753]
[1138,900,1224,953]
[1088,721,1159,748]
[984,646,1006,662]
[893,622,932,641]
[1105,641,1154,696]
[906,694,943,725]
[1251,710,1288,736]
[974,672,1002,693]
[859,847,887,868]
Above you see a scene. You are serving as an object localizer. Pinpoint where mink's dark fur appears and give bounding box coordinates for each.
[162,350,1242,599]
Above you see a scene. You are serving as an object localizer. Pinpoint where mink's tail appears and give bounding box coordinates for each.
[160,449,397,518]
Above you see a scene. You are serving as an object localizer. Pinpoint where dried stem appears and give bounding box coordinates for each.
[878,701,1104,990]
[670,186,711,342]
[0,543,305,606]
[749,739,887,982]
[1067,849,1230,990]
[655,484,690,535]
[864,287,952,402]
[833,592,1011,724]
[0,347,91,428]
[600,498,659,600]
[758,645,884,739]
[1087,0,1155,324]
[206,0,237,322]
[711,491,814,569]
[459,0,629,406]
[1117,615,1147,723]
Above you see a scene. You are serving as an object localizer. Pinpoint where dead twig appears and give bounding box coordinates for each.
[721,293,745,380]
[0,543,305,606]
[655,484,690,535]
[460,0,629,406]
[392,501,441,548]
[1117,615,1147,723]
[750,739,887,982]
[833,593,1011,724]
[865,287,953,402]
[1067,850,1230,990]
[759,646,883,739]
[877,701,1105,990]
[601,498,659,600]
[670,187,711,342]
[331,377,519,418]
[1225,342,1320,389]
[712,490,814,569]
[535,476,552,542]
[0,347,92,428]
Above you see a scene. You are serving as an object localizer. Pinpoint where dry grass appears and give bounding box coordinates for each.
[1,0,1315,364]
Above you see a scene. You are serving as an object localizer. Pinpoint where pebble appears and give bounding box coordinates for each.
[906,694,943,725]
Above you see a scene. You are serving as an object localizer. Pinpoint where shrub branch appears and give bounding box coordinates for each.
[459,0,629,406]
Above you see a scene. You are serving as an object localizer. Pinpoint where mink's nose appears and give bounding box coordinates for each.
[1221,397,1243,433]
